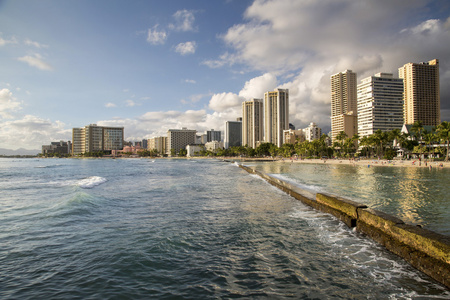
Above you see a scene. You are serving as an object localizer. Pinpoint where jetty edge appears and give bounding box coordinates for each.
[236,163,450,289]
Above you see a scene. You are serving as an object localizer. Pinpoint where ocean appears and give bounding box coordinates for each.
[0,158,448,299]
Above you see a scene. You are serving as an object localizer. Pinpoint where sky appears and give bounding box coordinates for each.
[1,0,450,151]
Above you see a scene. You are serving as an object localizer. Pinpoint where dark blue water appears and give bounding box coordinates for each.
[0,158,448,299]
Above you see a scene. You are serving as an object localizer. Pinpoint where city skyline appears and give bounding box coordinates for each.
[1,0,450,151]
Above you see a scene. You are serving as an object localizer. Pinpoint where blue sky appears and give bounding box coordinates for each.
[1,0,450,150]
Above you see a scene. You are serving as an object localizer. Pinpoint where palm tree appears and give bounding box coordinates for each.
[335,131,348,157]
[410,121,424,141]
[436,121,450,161]
[389,129,402,147]
[373,130,388,158]
[423,132,436,159]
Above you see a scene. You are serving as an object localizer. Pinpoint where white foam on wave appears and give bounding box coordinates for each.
[270,173,323,193]
[289,207,450,295]
[77,176,107,189]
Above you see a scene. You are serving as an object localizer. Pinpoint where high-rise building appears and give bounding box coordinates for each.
[167,128,197,155]
[331,70,357,143]
[148,136,167,154]
[242,98,264,148]
[72,124,124,154]
[331,70,357,117]
[224,120,242,149]
[206,129,221,142]
[357,73,404,138]
[399,59,440,126]
[264,88,289,147]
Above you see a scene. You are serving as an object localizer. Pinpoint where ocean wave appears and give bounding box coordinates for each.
[77,176,107,189]
[269,173,323,193]
[35,164,63,169]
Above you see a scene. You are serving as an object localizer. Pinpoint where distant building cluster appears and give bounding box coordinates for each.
[42,59,441,157]
[331,59,440,143]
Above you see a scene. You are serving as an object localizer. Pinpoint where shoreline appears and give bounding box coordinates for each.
[225,157,450,168]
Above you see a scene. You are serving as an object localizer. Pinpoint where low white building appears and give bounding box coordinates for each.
[205,141,223,153]
[303,122,322,141]
[186,144,205,157]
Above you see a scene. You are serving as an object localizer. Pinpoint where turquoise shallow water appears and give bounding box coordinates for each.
[248,161,450,236]
[0,158,449,299]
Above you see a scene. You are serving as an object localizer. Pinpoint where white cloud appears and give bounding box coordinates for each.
[175,41,197,55]
[147,25,167,45]
[0,115,70,150]
[208,92,242,112]
[105,102,117,108]
[202,52,237,69]
[126,99,138,107]
[410,19,441,36]
[17,53,53,71]
[239,73,277,99]
[0,35,17,46]
[24,39,48,48]
[0,88,22,119]
[185,79,196,84]
[169,9,196,32]
[203,0,450,131]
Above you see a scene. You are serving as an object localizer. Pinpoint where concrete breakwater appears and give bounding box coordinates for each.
[238,164,450,288]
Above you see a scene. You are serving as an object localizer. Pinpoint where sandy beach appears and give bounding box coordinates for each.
[225,156,450,168]
[280,158,450,168]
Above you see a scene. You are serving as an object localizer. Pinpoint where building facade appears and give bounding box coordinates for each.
[206,129,221,142]
[224,120,242,149]
[242,98,264,148]
[303,122,322,141]
[42,141,71,155]
[283,129,305,145]
[331,70,357,143]
[167,128,197,155]
[331,112,358,142]
[399,59,440,126]
[357,73,404,138]
[205,141,223,153]
[264,88,289,147]
[72,124,124,154]
[186,144,205,157]
[148,136,167,155]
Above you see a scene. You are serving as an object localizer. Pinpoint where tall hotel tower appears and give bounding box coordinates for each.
[357,73,404,138]
[264,88,289,147]
[330,70,357,143]
[399,59,440,126]
[242,99,263,148]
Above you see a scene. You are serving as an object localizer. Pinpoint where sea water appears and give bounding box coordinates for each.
[0,158,448,299]
[248,161,450,236]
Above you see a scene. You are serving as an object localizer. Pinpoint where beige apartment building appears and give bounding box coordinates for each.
[283,129,305,145]
[72,124,124,154]
[399,59,440,126]
[330,70,357,143]
[331,111,357,142]
[242,98,264,148]
[148,136,167,155]
[166,128,197,156]
[264,88,289,147]
[331,70,357,117]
